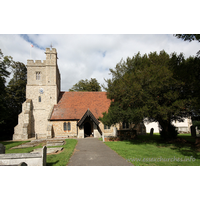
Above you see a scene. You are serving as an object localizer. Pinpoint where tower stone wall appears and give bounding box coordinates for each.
[13,48,60,140]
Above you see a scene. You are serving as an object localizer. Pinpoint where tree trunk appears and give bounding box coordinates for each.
[158,119,177,139]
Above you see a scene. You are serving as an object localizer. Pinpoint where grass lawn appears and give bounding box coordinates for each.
[103,134,200,166]
[0,139,77,166]
[1,141,30,152]
[46,139,77,166]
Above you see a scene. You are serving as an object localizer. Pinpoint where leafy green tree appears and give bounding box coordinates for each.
[0,49,11,125]
[69,78,102,91]
[4,61,27,139]
[6,61,27,114]
[0,49,27,140]
[174,34,200,56]
[172,53,200,122]
[174,34,200,42]
[174,34,200,118]
[100,50,192,139]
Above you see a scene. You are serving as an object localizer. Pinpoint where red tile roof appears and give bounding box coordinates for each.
[50,92,111,120]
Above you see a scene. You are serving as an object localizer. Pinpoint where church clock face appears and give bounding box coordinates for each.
[39,88,44,94]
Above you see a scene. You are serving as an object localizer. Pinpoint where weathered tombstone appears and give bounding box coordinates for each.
[42,146,47,166]
[190,125,196,137]
[0,143,5,154]
[150,128,154,136]
[196,126,199,135]
[113,127,117,137]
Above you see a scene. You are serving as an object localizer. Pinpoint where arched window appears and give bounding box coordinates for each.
[67,122,71,131]
[104,124,110,129]
[123,122,129,129]
[63,122,67,131]
[38,96,41,102]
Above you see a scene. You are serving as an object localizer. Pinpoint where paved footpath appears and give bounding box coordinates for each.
[67,138,133,166]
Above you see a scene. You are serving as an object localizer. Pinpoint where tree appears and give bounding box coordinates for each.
[0,49,11,125]
[175,34,200,42]
[174,34,200,42]
[174,34,200,116]
[174,34,200,56]
[0,49,27,140]
[69,78,102,91]
[172,53,200,119]
[4,61,27,139]
[100,50,192,139]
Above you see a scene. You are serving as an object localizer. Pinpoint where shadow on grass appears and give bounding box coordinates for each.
[1,141,30,150]
[122,134,200,160]
[46,160,59,166]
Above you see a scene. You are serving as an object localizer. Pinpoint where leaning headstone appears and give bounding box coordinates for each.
[0,143,5,154]
[191,125,196,137]
[150,128,154,136]
[196,126,199,135]
[42,146,47,166]
[113,127,117,137]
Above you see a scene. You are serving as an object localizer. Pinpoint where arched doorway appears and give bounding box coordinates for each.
[84,122,92,137]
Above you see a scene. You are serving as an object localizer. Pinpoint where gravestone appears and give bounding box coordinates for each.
[150,128,154,136]
[31,147,63,154]
[46,140,64,147]
[196,126,199,135]
[191,126,196,137]
[0,144,5,154]
[113,127,117,137]
[11,140,45,149]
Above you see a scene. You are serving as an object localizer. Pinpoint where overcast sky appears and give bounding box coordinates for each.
[0,34,199,91]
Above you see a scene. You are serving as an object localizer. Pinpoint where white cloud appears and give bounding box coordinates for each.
[0,34,199,91]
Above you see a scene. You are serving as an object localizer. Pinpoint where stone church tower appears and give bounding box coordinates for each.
[13,48,60,140]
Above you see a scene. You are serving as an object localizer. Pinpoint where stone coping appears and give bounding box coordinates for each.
[31,147,63,154]
[0,153,42,159]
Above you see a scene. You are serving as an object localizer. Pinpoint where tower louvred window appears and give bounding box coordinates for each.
[36,72,41,80]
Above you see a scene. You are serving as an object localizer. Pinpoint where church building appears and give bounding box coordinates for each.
[13,48,146,140]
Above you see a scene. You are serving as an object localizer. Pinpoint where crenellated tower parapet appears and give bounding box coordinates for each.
[27,60,46,66]
[45,48,57,65]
